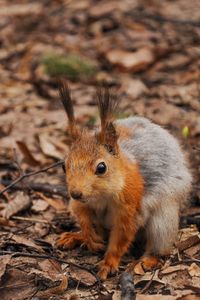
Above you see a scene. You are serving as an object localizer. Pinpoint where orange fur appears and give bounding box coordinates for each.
[57,148,144,280]
[57,83,145,280]
[98,157,144,280]
[141,256,161,271]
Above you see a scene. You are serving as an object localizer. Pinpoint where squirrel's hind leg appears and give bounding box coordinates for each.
[127,200,179,273]
[144,200,179,257]
[139,200,179,271]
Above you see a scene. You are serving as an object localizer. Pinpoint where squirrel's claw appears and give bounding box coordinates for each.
[97,258,119,281]
[126,256,162,273]
[141,256,162,271]
[56,232,83,249]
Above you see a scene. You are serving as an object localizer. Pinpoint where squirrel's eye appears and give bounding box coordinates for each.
[95,162,107,175]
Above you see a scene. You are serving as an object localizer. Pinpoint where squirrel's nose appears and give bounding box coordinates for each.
[70,190,83,200]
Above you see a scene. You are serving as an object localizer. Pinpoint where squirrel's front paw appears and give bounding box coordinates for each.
[56,232,83,249]
[56,231,104,252]
[97,257,119,281]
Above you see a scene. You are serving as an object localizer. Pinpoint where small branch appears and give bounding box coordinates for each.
[0,160,64,196]
[0,250,99,281]
[11,216,50,224]
[140,271,156,294]
[0,180,68,198]
[127,10,200,27]
[170,258,200,266]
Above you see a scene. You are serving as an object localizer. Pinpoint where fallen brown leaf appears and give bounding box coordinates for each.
[16,140,40,167]
[36,192,67,211]
[1,191,31,219]
[106,48,154,72]
[136,295,175,300]
[31,199,49,212]
[70,265,97,287]
[0,255,11,281]
[121,78,148,99]
[38,133,63,159]
[0,268,36,300]
[0,3,42,17]
[10,234,44,252]
[188,263,200,277]
[134,261,145,275]
[161,265,189,275]
[0,217,16,227]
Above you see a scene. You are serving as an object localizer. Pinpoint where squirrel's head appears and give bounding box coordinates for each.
[59,81,124,204]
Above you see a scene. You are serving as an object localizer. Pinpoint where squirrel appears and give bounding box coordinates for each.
[56,81,192,280]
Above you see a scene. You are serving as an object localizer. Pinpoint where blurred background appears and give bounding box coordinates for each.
[0,0,199,201]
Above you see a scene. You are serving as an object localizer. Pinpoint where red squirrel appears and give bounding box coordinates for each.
[57,81,192,280]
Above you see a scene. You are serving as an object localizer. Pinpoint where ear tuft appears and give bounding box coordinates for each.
[96,86,119,155]
[104,122,119,155]
[58,79,78,139]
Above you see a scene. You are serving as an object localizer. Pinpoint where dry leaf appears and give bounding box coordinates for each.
[16,140,40,166]
[36,192,67,211]
[34,259,68,297]
[184,244,200,257]
[0,268,36,300]
[136,295,175,300]
[1,192,31,219]
[134,262,145,275]
[161,265,189,275]
[70,265,97,287]
[121,78,148,99]
[0,3,42,16]
[69,294,81,300]
[188,263,200,277]
[31,270,68,297]
[10,234,44,252]
[106,48,154,72]
[31,199,49,212]
[38,133,63,159]
[0,217,16,227]
[0,255,11,281]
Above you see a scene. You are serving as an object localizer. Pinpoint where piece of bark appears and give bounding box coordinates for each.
[176,235,200,252]
[0,179,68,198]
[120,272,136,300]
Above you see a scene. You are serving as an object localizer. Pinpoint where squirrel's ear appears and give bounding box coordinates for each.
[58,79,79,140]
[96,87,119,155]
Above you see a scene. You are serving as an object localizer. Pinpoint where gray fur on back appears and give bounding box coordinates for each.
[115,116,192,255]
[116,117,192,205]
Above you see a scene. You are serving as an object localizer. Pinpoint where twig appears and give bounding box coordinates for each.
[0,160,64,196]
[170,258,200,266]
[120,272,136,300]
[140,270,156,294]
[0,250,100,284]
[127,10,200,27]
[0,180,68,198]
[11,216,49,224]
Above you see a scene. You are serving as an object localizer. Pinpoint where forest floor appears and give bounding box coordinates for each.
[0,1,199,299]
